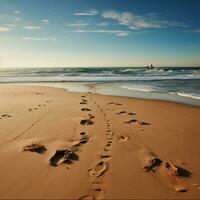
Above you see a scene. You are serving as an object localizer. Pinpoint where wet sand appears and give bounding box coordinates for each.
[0,85,200,199]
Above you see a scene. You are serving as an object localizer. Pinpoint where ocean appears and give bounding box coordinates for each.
[0,67,200,106]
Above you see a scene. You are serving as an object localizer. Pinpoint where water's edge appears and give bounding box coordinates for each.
[10,82,200,107]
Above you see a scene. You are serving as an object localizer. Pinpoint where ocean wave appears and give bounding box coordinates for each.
[1,67,200,78]
[174,92,200,100]
[117,85,154,92]
[0,75,200,83]
[120,68,140,73]
[0,67,200,102]
[118,86,200,101]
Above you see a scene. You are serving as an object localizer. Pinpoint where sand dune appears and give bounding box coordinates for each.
[0,85,199,199]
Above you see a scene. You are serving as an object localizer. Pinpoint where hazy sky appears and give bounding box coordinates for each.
[0,0,200,67]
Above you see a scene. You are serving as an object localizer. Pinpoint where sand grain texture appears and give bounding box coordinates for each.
[0,85,199,199]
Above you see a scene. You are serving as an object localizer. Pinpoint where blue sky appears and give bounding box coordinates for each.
[0,0,200,67]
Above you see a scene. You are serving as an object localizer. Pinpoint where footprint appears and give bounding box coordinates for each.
[80,102,87,105]
[107,140,112,144]
[100,154,111,161]
[118,135,131,141]
[28,108,32,112]
[81,108,91,111]
[88,114,95,119]
[79,135,89,144]
[107,132,113,138]
[23,144,47,154]
[160,161,190,192]
[104,145,112,152]
[88,161,108,177]
[107,102,122,106]
[107,124,111,128]
[105,143,111,147]
[80,119,94,125]
[138,121,150,125]
[100,155,111,159]
[165,162,191,178]
[91,182,104,199]
[116,111,126,114]
[80,132,86,136]
[142,154,190,193]
[35,92,43,95]
[143,157,163,172]
[91,181,103,191]
[106,132,112,137]
[71,143,81,152]
[49,149,78,166]
[128,112,136,115]
[107,102,114,105]
[124,119,137,124]
[107,130,113,135]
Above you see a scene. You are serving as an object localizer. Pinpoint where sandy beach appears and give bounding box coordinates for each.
[0,84,199,199]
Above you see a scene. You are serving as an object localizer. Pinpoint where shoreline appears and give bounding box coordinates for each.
[4,82,200,107]
[0,84,199,199]
[0,66,199,107]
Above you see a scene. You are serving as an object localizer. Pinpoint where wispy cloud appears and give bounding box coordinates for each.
[0,26,12,32]
[102,10,188,30]
[5,24,15,28]
[14,10,20,14]
[74,9,98,16]
[14,17,21,22]
[22,37,58,41]
[42,19,49,24]
[192,28,200,33]
[24,26,42,30]
[65,21,89,27]
[70,29,130,37]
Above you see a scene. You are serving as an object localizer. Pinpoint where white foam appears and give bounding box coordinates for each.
[117,85,154,92]
[176,92,200,100]
[170,92,200,100]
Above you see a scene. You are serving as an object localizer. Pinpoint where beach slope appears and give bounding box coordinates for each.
[0,85,199,199]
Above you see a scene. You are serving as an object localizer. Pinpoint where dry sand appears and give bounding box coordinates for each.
[0,85,199,199]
